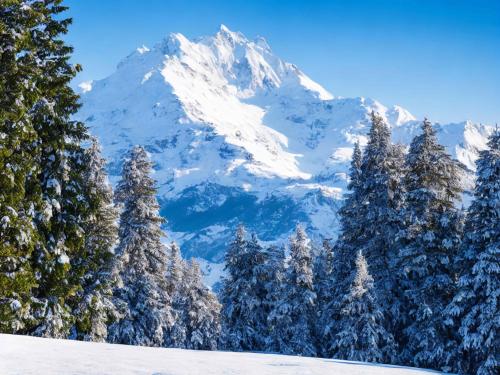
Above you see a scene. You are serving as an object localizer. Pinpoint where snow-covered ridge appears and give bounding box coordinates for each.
[0,334,439,375]
[76,25,494,272]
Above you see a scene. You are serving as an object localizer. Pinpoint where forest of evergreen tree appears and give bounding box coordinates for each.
[0,2,498,374]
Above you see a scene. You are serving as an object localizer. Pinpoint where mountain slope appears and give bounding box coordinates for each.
[0,334,440,375]
[76,25,493,277]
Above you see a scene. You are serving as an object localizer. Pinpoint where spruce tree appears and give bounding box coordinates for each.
[313,239,334,355]
[219,225,247,350]
[220,226,267,351]
[184,259,221,350]
[385,142,407,342]
[245,233,271,351]
[446,131,499,375]
[320,142,363,357]
[108,146,173,347]
[165,241,188,348]
[322,113,404,360]
[71,138,119,342]
[356,112,402,336]
[314,239,334,313]
[332,141,363,292]
[330,251,396,363]
[264,245,287,353]
[22,0,94,338]
[274,225,317,356]
[0,1,40,333]
[399,119,464,370]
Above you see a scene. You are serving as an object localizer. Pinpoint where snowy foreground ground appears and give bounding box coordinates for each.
[0,334,439,375]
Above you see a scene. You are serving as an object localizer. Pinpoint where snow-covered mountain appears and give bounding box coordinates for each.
[77,25,493,280]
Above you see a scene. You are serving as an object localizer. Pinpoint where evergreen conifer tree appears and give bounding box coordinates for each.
[184,259,221,350]
[71,138,119,342]
[1,0,99,338]
[313,239,334,355]
[320,142,363,357]
[274,225,317,356]
[220,227,268,351]
[0,1,40,333]
[108,146,173,347]
[245,233,271,351]
[23,0,94,338]
[219,225,248,350]
[165,241,188,348]
[446,131,499,375]
[322,113,403,359]
[330,251,396,363]
[263,245,287,353]
[314,239,334,312]
[385,142,407,343]
[399,119,464,370]
[355,112,402,335]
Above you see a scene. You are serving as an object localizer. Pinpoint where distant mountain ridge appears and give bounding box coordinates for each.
[76,25,493,283]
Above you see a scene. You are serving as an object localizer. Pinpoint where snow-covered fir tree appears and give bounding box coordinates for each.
[320,142,363,357]
[0,2,40,333]
[219,225,248,350]
[165,241,188,348]
[219,227,269,351]
[272,225,317,356]
[314,239,334,313]
[263,245,287,353]
[331,140,363,290]
[244,233,272,351]
[355,112,402,338]
[184,259,221,350]
[71,138,119,342]
[385,142,407,342]
[313,239,334,355]
[108,146,173,347]
[322,113,403,360]
[330,251,396,363]
[446,130,499,375]
[26,0,94,338]
[399,119,464,370]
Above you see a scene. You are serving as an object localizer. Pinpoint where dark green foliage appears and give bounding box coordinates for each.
[0,0,41,333]
[1,0,93,336]
[23,0,91,338]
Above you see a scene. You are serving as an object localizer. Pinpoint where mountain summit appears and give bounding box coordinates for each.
[77,26,493,279]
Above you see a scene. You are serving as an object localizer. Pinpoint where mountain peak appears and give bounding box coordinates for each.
[77,26,492,272]
[216,24,247,44]
[218,23,232,34]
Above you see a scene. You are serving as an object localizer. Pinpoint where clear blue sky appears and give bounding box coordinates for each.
[65,0,499,124]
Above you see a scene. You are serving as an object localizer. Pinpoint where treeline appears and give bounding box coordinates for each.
[219,113,499,375]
